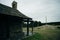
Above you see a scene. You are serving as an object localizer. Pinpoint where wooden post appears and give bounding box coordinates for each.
[31,21,34,35]
[27,19,29,36]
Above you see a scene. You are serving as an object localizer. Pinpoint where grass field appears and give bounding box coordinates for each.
[23,25,60,40]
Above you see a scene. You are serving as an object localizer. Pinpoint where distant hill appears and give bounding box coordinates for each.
[42,22,60,25]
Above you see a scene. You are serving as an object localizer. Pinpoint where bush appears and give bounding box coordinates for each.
[57,27,60,29]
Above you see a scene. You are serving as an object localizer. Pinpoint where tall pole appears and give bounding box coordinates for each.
[45,16,47,25]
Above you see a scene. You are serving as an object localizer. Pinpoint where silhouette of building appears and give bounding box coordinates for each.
[0,1,32,40]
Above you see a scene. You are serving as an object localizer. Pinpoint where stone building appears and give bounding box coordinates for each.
[0,1,32,40]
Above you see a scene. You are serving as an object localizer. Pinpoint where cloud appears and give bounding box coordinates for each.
[0,0,60,22]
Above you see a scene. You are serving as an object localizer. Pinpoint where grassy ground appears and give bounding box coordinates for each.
[23,25,60,40]
[22,33,42,40]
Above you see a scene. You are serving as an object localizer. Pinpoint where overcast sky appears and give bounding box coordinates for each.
[0,0,60,23]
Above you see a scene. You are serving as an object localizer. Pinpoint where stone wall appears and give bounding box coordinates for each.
[9,21,24,40]
[0,14,24,40]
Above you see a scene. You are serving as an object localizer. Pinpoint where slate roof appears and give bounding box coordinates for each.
[0,3,32,19]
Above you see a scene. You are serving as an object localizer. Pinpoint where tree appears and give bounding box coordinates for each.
[38,21,41,26]
[34,21,38,27]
